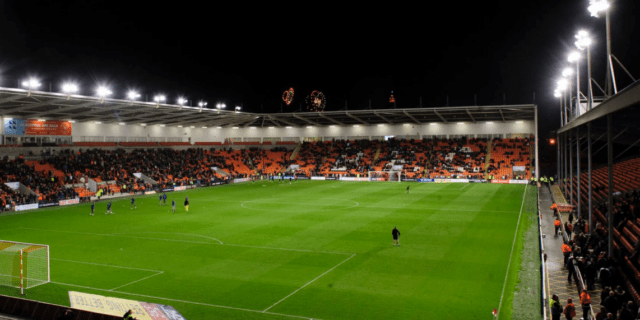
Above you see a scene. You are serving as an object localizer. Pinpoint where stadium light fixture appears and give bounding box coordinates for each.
[250,127,256,129]
[38,119,46,122]
[198,100,207,113]
[62,83,79,95]
[353,125,360,127]
[154,95,166,108]
[140,123,147,126]
[235,106,241,113]
[554,90,562,98]
[306,126,313,129]
[588,0,609,17]
[160,124,166,127]
[96,86,112,103]
[562,68,574,77]
[22,78,41,90]
[95,121,102,124]
[329,125,336,128]
[429,123,437,125]
[119,122,125,125]
[378,124,385,126]
[567,51,581,63]
[457,122,464,125]
[232,126,239,129]
[178,125,183,128]
[127,91,141,101]
[575,30,594,111]
[216,103,226,110]
[557,79,569,91]
[268,126,274,129]
[486,121,494,124]
[68,120,76,123]
[190,126,195,128]
[286,126,292,129]
[217,126,222,129]
[575,30,592,50]
[515,121,523,124]
[177,97,187,110]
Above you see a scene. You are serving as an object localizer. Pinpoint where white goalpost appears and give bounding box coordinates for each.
[0,240,50,294]
[368,171,401,182]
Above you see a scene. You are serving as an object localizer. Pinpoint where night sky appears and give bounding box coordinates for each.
[0,1,638,154]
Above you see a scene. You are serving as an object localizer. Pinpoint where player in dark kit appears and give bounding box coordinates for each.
[159,195,162,205]
[90,202,95,215]
[106,202,113,214]
[184,196,189,212]
[392,226,400,246]
[172,200,176,213]
[130,197,136,209]
[406,185,410,194]
[163,193,167,205]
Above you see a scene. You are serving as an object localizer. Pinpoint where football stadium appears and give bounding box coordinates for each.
[1,1,640,320]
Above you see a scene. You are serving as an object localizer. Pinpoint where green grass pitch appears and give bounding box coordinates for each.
[0,181,533,319]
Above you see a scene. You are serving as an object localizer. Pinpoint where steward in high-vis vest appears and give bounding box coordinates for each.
[550,177,554,185]
[562,242,572,265]
[554,218,562,236]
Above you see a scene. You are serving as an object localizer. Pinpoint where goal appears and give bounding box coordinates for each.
[368,171,401,182]
[0,240,50,293]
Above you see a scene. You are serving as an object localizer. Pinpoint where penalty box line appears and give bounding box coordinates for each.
[52,258,164,292]
[263,253,356,313]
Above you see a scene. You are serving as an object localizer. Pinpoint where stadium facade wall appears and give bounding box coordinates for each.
[66,121,534,142]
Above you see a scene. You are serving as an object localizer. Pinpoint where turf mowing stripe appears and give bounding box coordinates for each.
[49,281,319,320]
[262,253,357,313]
[21,227,354,255]
[497,184,528,320]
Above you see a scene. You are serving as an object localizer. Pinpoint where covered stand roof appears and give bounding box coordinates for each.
[0,87,536,128]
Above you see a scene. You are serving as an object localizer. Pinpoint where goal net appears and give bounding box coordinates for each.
[0,240,49,290]
[368,171,401,182]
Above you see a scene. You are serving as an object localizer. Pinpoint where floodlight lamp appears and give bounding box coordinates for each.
[554,91,561,98]
[562,68,574,77]
[96,86,112,98]
[588,0,609,17]
[235,106,241,111]
[557,79,569,91]
[62,83,78,94]
[216,103,226,109]
[198,101,207,107]
[154,95,166,103]
[567,51,581,63]
[127,91,141,100]
[177,97,187,105]
[22,78,40,89]
[575,31,592,50]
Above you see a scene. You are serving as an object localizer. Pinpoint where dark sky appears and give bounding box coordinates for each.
[0,1,638,144]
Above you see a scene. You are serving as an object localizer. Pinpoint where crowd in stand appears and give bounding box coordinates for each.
[0,138,533,210]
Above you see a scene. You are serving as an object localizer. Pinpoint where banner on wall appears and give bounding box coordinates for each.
[68,291,187,320]
[4,119,72,136]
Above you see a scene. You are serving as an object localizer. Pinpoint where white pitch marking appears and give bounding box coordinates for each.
[201,198,518,214]
[52,258,163,272]
[21,228,353,255]
[49,281,319,320]
[109,271,164,291]
[111,232,223,244]
[263,253,356,312]
[496,184,528,320]
[460,184,470,190]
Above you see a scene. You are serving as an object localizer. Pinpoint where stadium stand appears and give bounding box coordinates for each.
[0,138,533,210]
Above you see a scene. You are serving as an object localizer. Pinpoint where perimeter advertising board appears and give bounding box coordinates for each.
[68,291,187,320]
[4,119,72,136]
